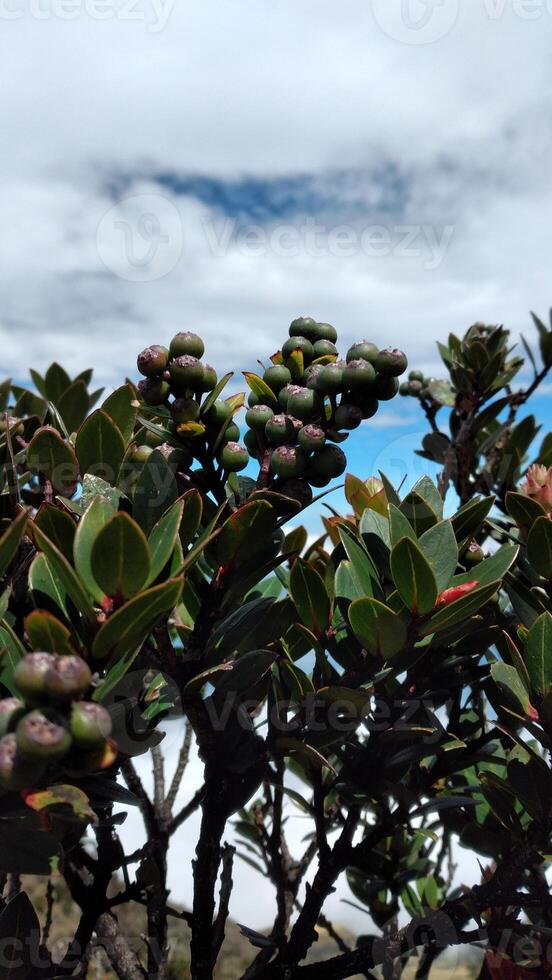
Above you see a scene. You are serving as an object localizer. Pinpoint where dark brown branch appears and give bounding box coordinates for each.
[165,720,193,812]
[212,843,236,962]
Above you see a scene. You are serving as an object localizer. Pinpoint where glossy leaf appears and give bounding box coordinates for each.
[453,544,519,588]
[525,612,552,697]
[132,448,179,535]
[0,508,27,578]
[505,490,546,529]
[290,558,330,637]
[73,496,115,604]
[390,537,437,615]
[147,500,184,585]
[451,496,494,541]
[25,610,77,656]
[33,524,97,627]
[527,517,552,578]
[57,379,90,433]
[492,661,533,716]
[0,619,27,695]
[243,371,278,410]
[27,425,79,494]
[92,578,183,660]
[75,409,125,485]
[418,520,459,591]
[91,513,151,599]
[349,596,407,659]
[34,504,75,563]
[389,504,416,546]
[217,500,276,567]
[28,553,71,623]
[421,581,499,637]
[102,384,137,444]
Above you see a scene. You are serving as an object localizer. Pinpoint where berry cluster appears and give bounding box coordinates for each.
[399,370,434,400]
[0,653,113,792]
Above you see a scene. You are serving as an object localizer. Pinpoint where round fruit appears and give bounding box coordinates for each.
[169,332,205,360]
[374,348,408,377]
[280,479,313,508]
[334,403,362,430]
[315,362,345,396]
[408,380,423,396]
[310,445,347,479]
[346,341,379,364]
[374,375,400,400]
[263,365,292,393]
[271,445,306,479]
[157,444,193,472]
[354,394,379,420]
[169,356,205,392]
[245,405,274,431]
[298,425,325,453]
[265,414,296,446]
[279,384,300,411]
[0,698,25,737]
[70,702,112,750]
[289,316,318,340]
[131,444,154,465]
[314,322,338,343]
[303,364,324,390]
[218,442,249,472]
[465,541,484,566]
[137,345,169,378]
[244,429,262,458]
[222,422,240,443]
[14,653,56,702]
[287,388,322,423]
[138,378,171,406]
[16,710,71,762]
[144,430,165,449]
[171,398,201,424]
[399,382,410,396]
[281,337,314,363]
[204,400,232,428]
[343,359,376,391]
[408,370,424,383]
[196,364,218,394]
[248,391,260,408]
[0,734,40,791]
[313,339,337,359]
[44,656,92,703]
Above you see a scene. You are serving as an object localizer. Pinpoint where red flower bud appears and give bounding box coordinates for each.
[435,581,479,608]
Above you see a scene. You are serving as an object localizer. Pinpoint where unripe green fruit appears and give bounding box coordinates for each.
[70,702,112,749]
[314,322,338,343]
[465,541,484,566]
[374,348,408,377]
[196,364,217,393]
[310,444,347,479]
[280,479,313,508]
[245,405,274,431]
[298,425,325,453]
[374,375,400,400]
[248,391,260,408]
[399,382,410,396]
[205,400,232,428]
[0,698,25,737]
[157,444,193,472]
[44,656,92,703]
[279,384,299,411]
[138,378,171,406]
[222,422,240,443]
[137,345,169,378]
[281,337,314,363]
[131,444,154,465]
[171,398,200,424]
[265,414,296,446]
[218,442,249,472]
[343,359,376,391]
[144,430,165,448]
[408,370,424,383]
[334,403,362,431]
[315,362,345,396]
[271,445,306,479]
[354,394,379,420]
[289,316,318,340]
[303,364,324,390]
[408,380,423,395]
[346,341,379,364]
[313,339,337,359]
[169,331,205,360]
[16,710,71,762]
[244,429,262,458]
[14,652,56,701]
[287,387,322,423]
[263,365,292,393]
[0,734,41,791]
[169,356,205,392]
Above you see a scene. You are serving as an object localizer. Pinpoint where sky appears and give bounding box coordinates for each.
[2,0,552,941]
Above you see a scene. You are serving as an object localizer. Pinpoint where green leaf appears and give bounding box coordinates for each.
[200,371,233,416]
[27,425,79,495]
[81,474,123,513]
[290,558,330,637]
[147,500,184,585]
[33,524,97,627]
[243,371,278,410]
[418,520,459,591]
[390,537,437,615]
[180,489,203,549]
[102,384,137,444]
[216,500,277,567]
[337,527,380,598]
[451,496,494,541]
[0,508,27,578]
[213,650,276,698]
[73,496,115,604]
[389,504,416,546]
[427,378,455,407]
[453,543,519,588]
[24,783,96,823]
[492,661,532,715]
[75,409,125,485]
[0,619,27,695]
[411,477,444,520]
[527,517,552,579]
[25,610,77,656]
[91,513,151,599]
[421,582,499,637]
[349,596,407,659]
[34,504,75,563]
[28,553,71,623]
[0,891,40,977]
[57,380,90,433]
[525,612,552,697]
[399,491,439,536]
[44,362,72,402]
[505,491,546,529]
[92,578,183,660]
[132,448,179,535]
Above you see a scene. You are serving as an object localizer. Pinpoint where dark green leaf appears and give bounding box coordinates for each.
[132,448,179,535]
[33,524,97,627]
[399,491,439,536]
[389,504,416,546]
[451,496,494,541]
[505,491,546,529]
[25,610,77,656]
[44,362,71,403]
[453,544,519,588]
[525,612,552,697]
[0,620,27,695]
[418,520,458,591]
[421,582,498,637]
[57,380,90,433]
[91,513,151,600]
[216,501,276,567]
[290,559,330,637]
[527,517,552,578]
[0,891,40,978]
[0,509,27,579]
[92,578,183,660]
[390,537,437,615]
[34,504,75,563]
[349,596,407,659]
[491,661,532,715]
[102,385,137,444]
[75,409,125,485]
[147,500,184,585]
[27,426,79,495]
[73,496,115,603]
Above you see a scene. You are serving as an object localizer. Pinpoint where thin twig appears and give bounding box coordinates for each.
[165,720,193,812]
[212,843,236,962]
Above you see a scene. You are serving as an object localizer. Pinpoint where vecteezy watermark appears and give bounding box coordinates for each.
[202,217,455,271]
[0,0,174,32]
[371,0,552,45]
[96,193,183,282]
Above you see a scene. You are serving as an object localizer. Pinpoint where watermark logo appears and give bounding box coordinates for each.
[0,0,175,32]
[96,193,183,282]
[371,0,460,44]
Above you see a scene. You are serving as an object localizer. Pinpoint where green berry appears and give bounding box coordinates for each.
[16,710,71,762]
[169,356,205,392]
[138,378,171,406]
[0,734,41,791]
[263,365,292,393]
[169,332,205,360]
[222,422,240,443]
[218,442,249,472]
[131,445,154,465]
[408,370,424,383]
[408,380,423,396]
[287,387,322,423]
[374,348,408,377]
[144,430,165,448]
[248,391,260,408]
[280,479,313,508]
[303,364,324,390]
[354,394,379,420]
[244,429,262,459]
[310,444,347,479]
[0,698,25,737]
[346,341,379,364]
[298,425,326,453]
[279,384,299,411]
[196,364,217,393]
[265,414,296,446]
[399,382,410,396]
[271,445,306,479]
[282,337,314,363]
[312,339,337,359]
[204,400,232,428]
[44,656,92,703]
[171,398,201,424]
[137,345,169,378]
[374,375,400,400]
[245,405,274,431]
[157,444,193,472]
[314,362,345,396]
[334,404,362,431]
[289,316,318,340]
[14,652,56,702]
[313,322,338,343]
[70,702,112,750]
[343,359,376,391]
[465,541,484,566]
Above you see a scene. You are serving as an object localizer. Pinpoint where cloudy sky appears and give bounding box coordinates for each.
[3,0,552,938]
